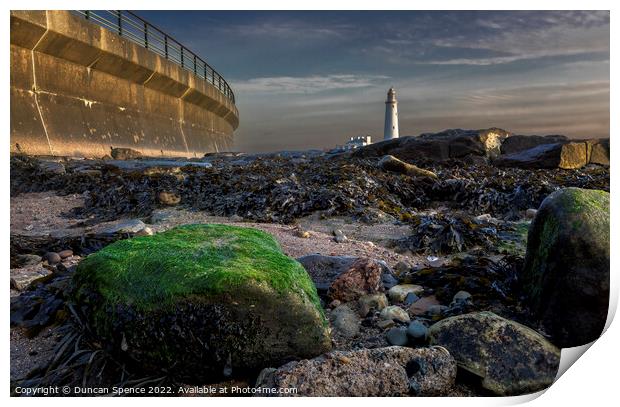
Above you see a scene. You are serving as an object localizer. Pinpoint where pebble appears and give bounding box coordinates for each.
[382,273,399,290]
[394,260,411,277]
[452,290,472,303]
[388,284,424,303]
[229,215,244,222]
[407,320,429,341]
[358,293,388,317]
[135,226,154,236]
[525,208,538,219]
[44,252,61,265]
[380,305,410,323]
[157,191,181,206]
[295,229,311,238]
[58,249,73,259]
[377,319,395,329]
[385,327,409,346]
[403,292,420,306]
[428,305,449,316]
[333,229,348,243]
[409,295,441,316]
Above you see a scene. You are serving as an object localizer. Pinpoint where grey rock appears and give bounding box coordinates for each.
[380,305,410,323]
[16,254,42,267]
[404,292,420,306]
[101,219,147,234]
[429,311,560,396]
[407,320,429,341]
[386,327,409,346]
[296,254,357,293]
[332,229,348,243]
[255,346,457,396]
[358,293,388,317]
[330,305,361,338]
[44,252,61,265]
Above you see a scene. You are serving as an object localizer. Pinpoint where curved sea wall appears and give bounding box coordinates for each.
[10,10,239,158]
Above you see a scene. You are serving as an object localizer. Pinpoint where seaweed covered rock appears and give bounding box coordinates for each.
[429,312,560,396]
[255,346,457,396]
[522,187,610,347]
[72,224,331,382]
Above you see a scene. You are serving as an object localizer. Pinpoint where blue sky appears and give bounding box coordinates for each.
[138,10,610,152]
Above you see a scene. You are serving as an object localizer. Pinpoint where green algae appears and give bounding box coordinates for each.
[73,224,323,314]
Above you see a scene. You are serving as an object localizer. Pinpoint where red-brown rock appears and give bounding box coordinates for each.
[328,258,384,302]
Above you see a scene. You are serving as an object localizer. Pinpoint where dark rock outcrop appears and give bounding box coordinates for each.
[500,135,568,155]
[429,312,560,396]
[494,142,588,169]
[353,128,511,162]
[255,346,457,396]
[521,187,610,347]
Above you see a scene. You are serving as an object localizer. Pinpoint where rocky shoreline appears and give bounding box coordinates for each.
[9,129,610,397]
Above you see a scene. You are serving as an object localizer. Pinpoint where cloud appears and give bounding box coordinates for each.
[234,74,390,94]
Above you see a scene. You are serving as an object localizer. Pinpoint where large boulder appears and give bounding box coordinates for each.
[419,128,511,159]
[255,346,457,396]
[429,312,560,396]
[72,224,331,382]
[494,142,588,169]
[521,188,610,347]
[586,138,610,166]
[500,134,568,155]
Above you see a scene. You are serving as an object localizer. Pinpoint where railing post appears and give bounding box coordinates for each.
[193,55,197,75]
[117,11,122,35]
[164,36,168,59]
[85,10,90,20]
[144,22,148,49]
[180,46,184,68]
[203,64,207,80]
[212,70,215,84]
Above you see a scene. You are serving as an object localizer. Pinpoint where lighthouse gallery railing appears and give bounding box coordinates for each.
[74,10,235,104]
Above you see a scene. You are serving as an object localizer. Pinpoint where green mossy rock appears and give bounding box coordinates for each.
[73,224,331,382]
[522,187,609,347]
[429,312,560,396]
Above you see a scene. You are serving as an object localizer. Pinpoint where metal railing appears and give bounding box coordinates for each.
[74,10,235,104]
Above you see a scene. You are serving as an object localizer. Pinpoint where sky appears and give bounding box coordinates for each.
[138,10,610,153]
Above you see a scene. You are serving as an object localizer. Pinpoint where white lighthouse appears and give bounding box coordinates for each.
[383,87,399,140]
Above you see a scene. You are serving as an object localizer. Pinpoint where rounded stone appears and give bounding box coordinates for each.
[388,284,424,303]
[386,327,409,346]
[44,252,61,265]
[452,290,472,303]
[407,320,428,340]
[380,305,410,323]
[58,249,73,259]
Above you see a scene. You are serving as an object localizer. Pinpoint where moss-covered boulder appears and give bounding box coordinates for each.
[73,224,331,382]
[429,312,560,396]
[522,188,609,347]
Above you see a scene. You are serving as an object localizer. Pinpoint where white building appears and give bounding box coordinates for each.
[341,135,372,150]
[384,87,399,140]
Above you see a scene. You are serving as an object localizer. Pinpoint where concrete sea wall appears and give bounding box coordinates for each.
[10,10,239,158]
